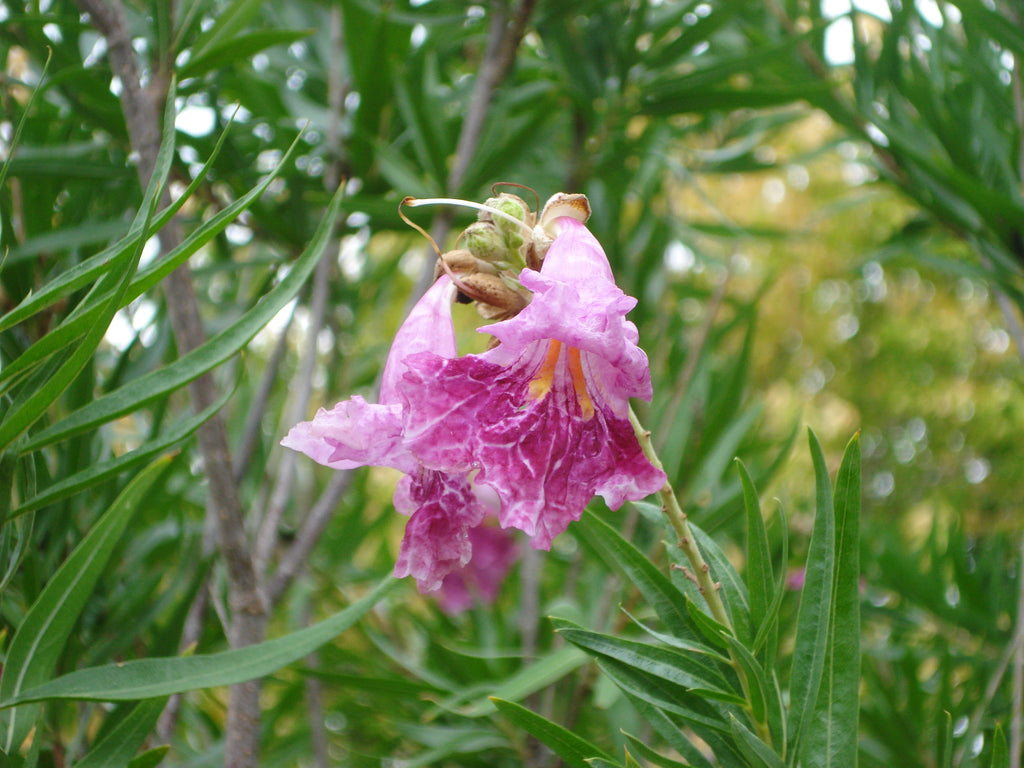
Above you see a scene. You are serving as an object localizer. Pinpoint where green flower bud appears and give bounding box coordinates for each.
[482,193,529,253]
[462,222,508,265]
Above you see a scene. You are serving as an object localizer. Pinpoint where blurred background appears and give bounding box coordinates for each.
[2,0,1023,765]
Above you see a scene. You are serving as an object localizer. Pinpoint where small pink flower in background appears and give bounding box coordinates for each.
[283,193,664,605]
[436,519,519,615]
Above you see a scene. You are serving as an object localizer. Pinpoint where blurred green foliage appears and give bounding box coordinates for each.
[2,0,1023,766]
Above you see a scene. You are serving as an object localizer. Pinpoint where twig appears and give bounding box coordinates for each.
[267,470,353,604]
[235,307,295,482]
[76,0,266,764]
[255,238,333,577]
[410,0,537,300]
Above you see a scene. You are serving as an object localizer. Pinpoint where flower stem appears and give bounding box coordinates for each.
[629,405,773,745]
[628,406,733,630]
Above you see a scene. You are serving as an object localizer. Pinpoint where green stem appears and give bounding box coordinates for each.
[629,406,773,745]
[628,406,732,629]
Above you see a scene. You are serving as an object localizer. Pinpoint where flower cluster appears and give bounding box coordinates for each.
[283,192,666,610]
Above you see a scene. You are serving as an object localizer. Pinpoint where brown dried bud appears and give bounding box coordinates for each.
[538,192,590,234]
[457,272,528,316]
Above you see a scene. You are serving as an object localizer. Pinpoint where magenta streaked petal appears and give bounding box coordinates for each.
[380,276,457,405]
[392,469,487,593]
[401,343,665,549]
[281,396,415,473]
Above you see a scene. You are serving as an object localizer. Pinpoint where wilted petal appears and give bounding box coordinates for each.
[282,276,456,473]
[393,468,487,592]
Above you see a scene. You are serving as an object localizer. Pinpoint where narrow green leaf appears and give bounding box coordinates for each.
[187,0,262,62]
[801,433,861,767]
[728,713,786,768]
[180,29,313,79]
[71,698,167,768]
[0,88,178,452]
[686,522,752,643]
[5,220,129,265]
[456,646,588,717]
[578,507,698,643]
[552,618,741,706]
[721,634,768,727]
[989,725,1008,768]
[20,183,345,453]
[10,384,232,518]
[0,50,50,197]
[786,429,836,760]
[0,458,169,752]
[738,459,776,662]
[623,732,698,768]
[491,698,614,768]
[0,126,299,393]
[126,746,170,768]
[0,102,238,336]
[1,576,401,706]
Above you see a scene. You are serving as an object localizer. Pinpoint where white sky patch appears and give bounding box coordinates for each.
[823,0,892,65]
[176,104,216,137]
[104,298,159,351]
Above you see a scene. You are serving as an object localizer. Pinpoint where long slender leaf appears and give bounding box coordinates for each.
[1,576,401,706]
[490,698,614,768]
[19,183,345,453]
[0,127,302,393]
[739,458,776,663]
[578,507,698,643]
[71,698,167,768]
[801,433,861,767]
[10,384,232,518]
[0,88,178,453]
[785,429,836,762]
[552,618,741,706]
[0,459,169,753]
[0,105,244,337]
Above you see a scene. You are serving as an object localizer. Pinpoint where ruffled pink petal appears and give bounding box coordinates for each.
[392,469,488,593]
[400,347,665,549]
[280,396,415,473]
[282,276,456,473]
[380,276,457,405]
[482,219,652,403]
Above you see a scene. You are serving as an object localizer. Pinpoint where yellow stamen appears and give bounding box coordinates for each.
[528,340,562,401]
[568,347,595,420]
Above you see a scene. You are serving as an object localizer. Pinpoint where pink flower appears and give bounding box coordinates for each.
[399,216,666,550]
[283,197,664,599]
[282,276,489,593]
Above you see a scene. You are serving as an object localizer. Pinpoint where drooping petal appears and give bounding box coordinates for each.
[281,396,414,473]
[282,276,456,473]
[483,217,653,405]
[380,276,457,405]
[392,468,488,592]
[402,345,663,548]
